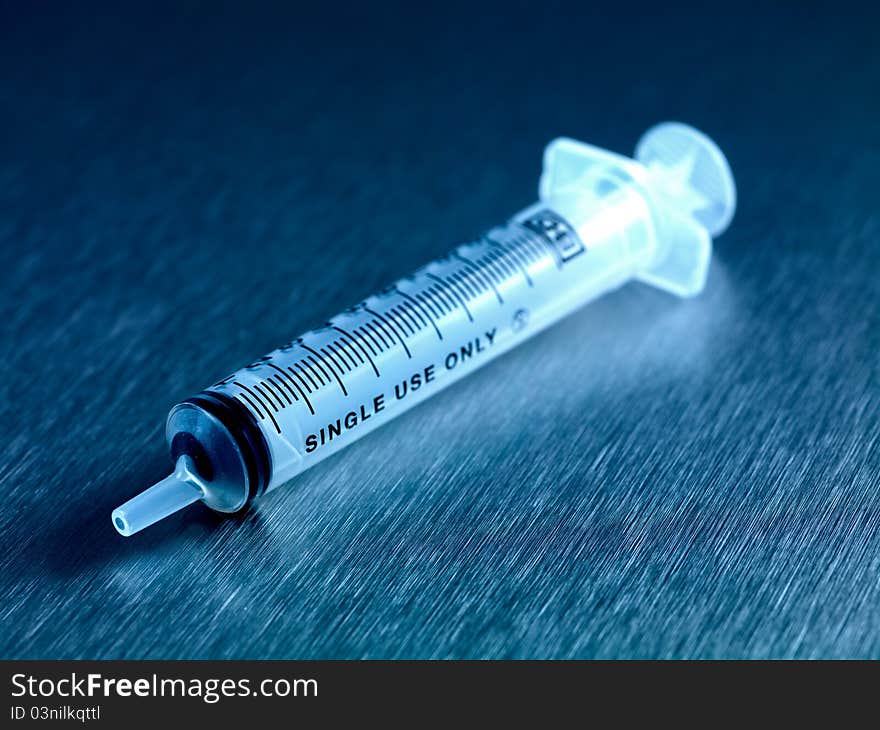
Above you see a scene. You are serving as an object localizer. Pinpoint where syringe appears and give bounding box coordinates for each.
[112,122,736,536]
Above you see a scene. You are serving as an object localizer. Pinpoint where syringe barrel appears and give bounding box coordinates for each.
[172,164,660,512]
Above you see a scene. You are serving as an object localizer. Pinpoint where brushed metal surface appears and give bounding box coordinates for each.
[1,4,878,658]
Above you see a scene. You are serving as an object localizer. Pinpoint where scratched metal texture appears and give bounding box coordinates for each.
[1,3,878,659]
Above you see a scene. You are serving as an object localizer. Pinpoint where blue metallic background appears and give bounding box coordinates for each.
[1,2,878,658]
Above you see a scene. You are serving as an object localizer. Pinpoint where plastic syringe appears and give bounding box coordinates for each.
[112,122,736,536]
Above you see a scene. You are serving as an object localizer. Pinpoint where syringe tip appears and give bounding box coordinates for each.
[112,455,205,537]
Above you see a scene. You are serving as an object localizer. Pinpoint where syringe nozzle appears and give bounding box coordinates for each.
[112,455,205,537]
